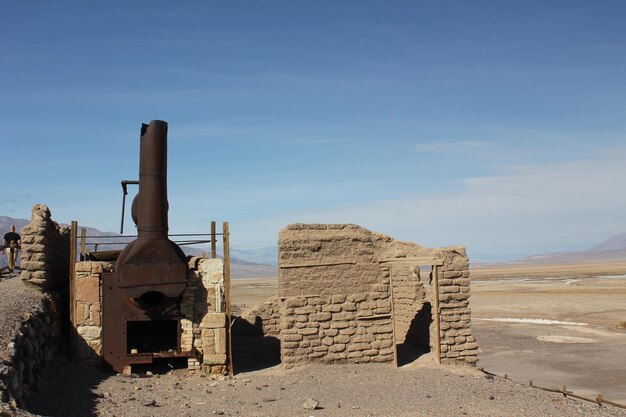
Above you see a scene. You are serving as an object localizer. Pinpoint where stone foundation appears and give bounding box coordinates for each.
[72,257,228,374]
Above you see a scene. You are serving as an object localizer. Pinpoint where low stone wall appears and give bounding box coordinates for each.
[20,204,70,290]
[240,296,282,337]
[181,257,227,373]
[0,204,69,411]
[0,295,63,409]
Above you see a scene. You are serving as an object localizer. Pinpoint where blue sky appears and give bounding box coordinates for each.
[2,1,625,261]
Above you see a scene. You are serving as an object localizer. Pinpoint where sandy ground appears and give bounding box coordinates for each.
[26,359,626,417]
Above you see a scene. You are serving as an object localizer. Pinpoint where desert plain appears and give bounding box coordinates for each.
[231,260,626,404]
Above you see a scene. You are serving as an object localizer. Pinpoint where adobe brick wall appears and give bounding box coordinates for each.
[438,247,478,364]
[239,224,478,368]
[240,296,282,337]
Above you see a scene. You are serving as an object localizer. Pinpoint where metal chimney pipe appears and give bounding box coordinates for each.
[114,120,187,311]
[137,121,169,239]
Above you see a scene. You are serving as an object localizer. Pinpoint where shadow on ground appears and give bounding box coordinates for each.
[26,356,110,417]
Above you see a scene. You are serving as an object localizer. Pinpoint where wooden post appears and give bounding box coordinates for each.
[211,221,217,259]
[69,221,78,358]
[222,222,234,376]
[80,227,86,261]
[432,264,442,365]
[388,265,399,367]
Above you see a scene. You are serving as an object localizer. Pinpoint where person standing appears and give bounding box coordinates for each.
[3,225,21,273]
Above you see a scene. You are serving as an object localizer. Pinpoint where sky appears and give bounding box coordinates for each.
[1,1,625,261]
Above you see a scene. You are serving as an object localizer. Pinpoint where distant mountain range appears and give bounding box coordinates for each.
[517,232,626,264]
[0,215,277,278]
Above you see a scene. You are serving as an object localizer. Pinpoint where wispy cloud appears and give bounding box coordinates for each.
[416,141,493,153]
[232,149,626,260]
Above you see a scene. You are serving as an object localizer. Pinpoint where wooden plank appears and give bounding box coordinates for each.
[379,257,443,266]
[69,221,78,358]
[280,261,357,269]
[357,314,392,321]
[432,264,442,365]
[388,265,399,368]
[211,221,217,259]
[222,222,234,377]
[80,227,86,261]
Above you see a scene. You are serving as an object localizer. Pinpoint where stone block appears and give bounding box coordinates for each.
[75,276,100,303]
[332,312,355,321]
[330,344,346,353]
[283,334,303,342]
[285,298,307,308]
[331,295,347,304]
[330,321,350,329]
[347,343,370,352]
[342,302,357,312]
[214,328,227,354]
[321,304,342,313]
[77,325,101,341]
[370,292,388,300]
[299,328,319,336]
[201,313,226,329]
[311,312,332,322]
[89,304,101,326]
[322,337,334,346]
[203,353,227,365]
[347,351,363,359]
[353,334,374,343]
[294,306,316,315]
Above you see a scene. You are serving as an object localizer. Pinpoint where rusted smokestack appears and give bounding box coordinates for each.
[137,120,169,239]
[115,120,187,311]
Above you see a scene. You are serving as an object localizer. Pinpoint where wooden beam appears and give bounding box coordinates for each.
[222,222,234,377]
[432,264,442,365]
[69,221,78,358]
[211,221,217,259]
[379,257,443,265]
[388,265,399,368]
[279,261,357,269]
[80,227,86,261]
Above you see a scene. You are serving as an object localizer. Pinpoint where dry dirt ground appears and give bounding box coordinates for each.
[16,261,626,416]
[26,359,626,417]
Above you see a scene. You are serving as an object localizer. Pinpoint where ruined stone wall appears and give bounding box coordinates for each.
[278,225,395,367]
[438,248,478,365]
[0,294,63,409]
[240,296,282,337]
[73,261,112,364]
[273,224,477,368]
[181,257,227,373]
[20,204,70,290]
